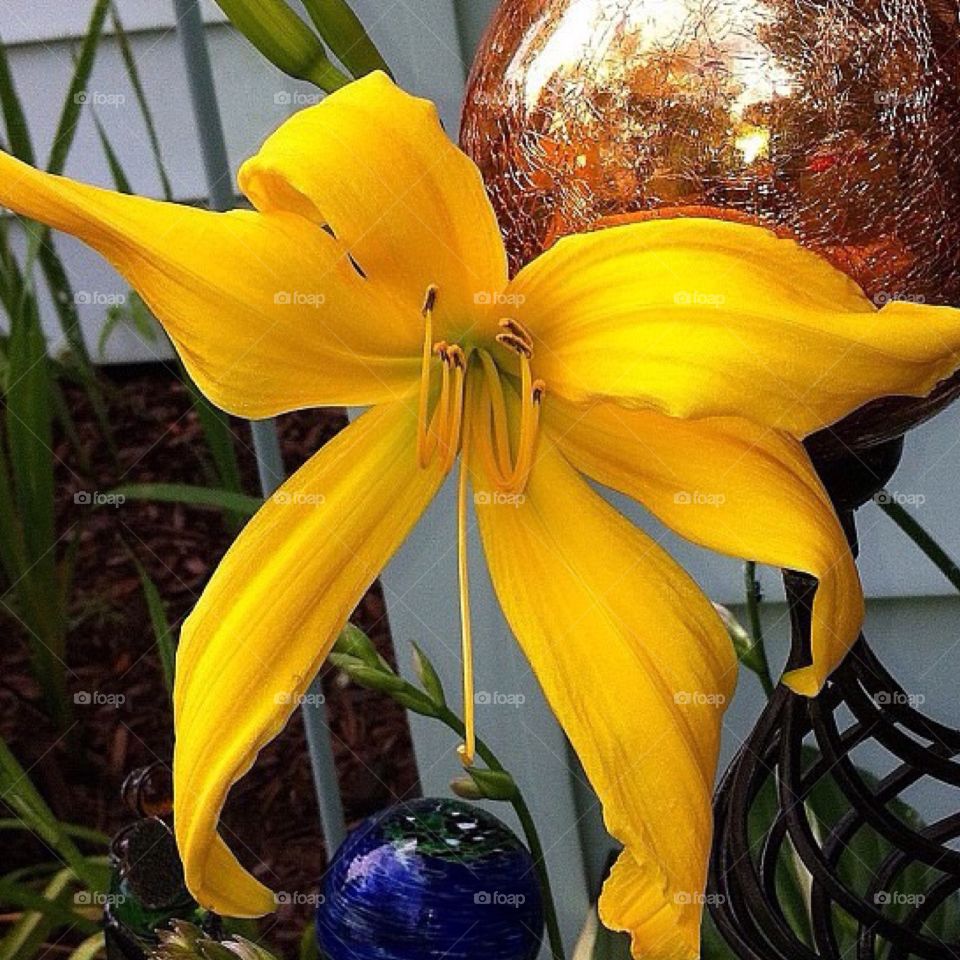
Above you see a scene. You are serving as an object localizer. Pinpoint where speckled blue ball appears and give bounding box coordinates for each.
[316,797,544,960]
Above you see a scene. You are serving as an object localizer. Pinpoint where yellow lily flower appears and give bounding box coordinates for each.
[3,71,960,959]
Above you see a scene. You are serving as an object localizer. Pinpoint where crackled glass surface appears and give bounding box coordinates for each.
[461,0,960,449]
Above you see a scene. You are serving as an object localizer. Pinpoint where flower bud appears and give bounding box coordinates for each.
[300,0,392,80]
[213,0,349,91]
[465,767,519,802]
[333,623,382,668]
[450,776,484,801]
[411,642,446,707]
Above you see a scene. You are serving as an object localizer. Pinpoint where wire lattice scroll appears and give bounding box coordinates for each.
[709,439,960,959]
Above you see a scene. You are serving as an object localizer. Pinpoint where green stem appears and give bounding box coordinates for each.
[744,561,776,698]
[877,492,960,593]
[436,706,566,960]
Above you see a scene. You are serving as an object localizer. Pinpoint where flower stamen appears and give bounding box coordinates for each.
[417,286,440,468]
[415,303,544,770]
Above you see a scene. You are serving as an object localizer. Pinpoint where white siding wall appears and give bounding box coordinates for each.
[4,0,960,947]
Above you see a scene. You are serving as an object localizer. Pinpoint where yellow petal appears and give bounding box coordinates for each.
[173,401,445,915]
[547,397,863,695]
[470,408,736,959]
[0,150,421,416]
[508,218,960,436]
[239,72,507,329]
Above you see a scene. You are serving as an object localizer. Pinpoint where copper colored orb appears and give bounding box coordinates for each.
[461,0,960,456]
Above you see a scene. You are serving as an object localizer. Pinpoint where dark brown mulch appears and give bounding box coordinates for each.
[0,363,419,957]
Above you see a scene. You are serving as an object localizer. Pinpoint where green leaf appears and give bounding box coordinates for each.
[0,876,99,934]
[0,867,76,960]
[0,818,109,846]
[299,0,392,79]
[185,381,244,501]
[67,933,107,960]
[213,0,350,91]
[111,8,174,201]
[110,483,262,516]
[132,558,176,698]
[98,290,160,359]
[0,738,108,893]
[46,0,111,176]
[90,108,133,194]
[0,35,35,164]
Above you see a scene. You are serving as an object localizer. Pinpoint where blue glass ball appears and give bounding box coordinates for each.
[316,797,544,960]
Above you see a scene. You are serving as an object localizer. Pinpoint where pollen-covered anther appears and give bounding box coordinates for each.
[421,283,439,317]
[532,379,546,404]
[498,317,534,353]
[495,331,533,360]
[416,285,470,472]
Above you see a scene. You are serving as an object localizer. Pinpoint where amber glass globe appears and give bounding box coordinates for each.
[461,0,960,455]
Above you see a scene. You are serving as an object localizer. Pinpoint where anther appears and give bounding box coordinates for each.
[422,284,439,316]
[498,317,534,352]
[448,345,466,370]
[532,379,546,404]
[495,332,533,359]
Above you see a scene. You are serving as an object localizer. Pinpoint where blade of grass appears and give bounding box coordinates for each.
[0,877,99,934]
[4,289,69,725]
[0,867,75,960]
[0,739,107,894]
[89,110,132,194]
[876,491,960,593]
[110,7,174,200]
[68,933,106,960]
[46,0,111,176]
[0,38,35,164]
[131,557,176,698]
[187,382,245,505]
[0,819,109,846]
[33,0,111,371]
[111,482,262,515]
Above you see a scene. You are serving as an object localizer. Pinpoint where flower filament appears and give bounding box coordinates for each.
[416,290,545,767]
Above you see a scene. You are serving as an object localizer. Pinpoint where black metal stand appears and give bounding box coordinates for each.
[709,439,960,958]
